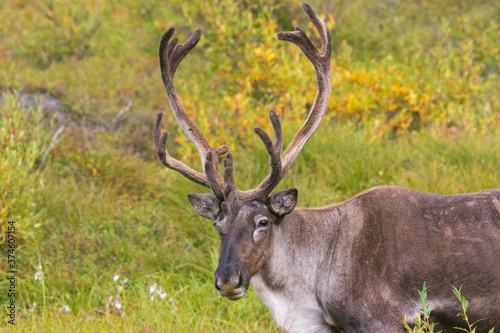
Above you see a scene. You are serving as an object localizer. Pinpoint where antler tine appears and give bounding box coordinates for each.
[153,113,210,187]
[275,2,332,177]
[247,110,283,199]
[159,27,212,168]
[223,153,238,199]
[204,146,230,201]
[276,2,331,71]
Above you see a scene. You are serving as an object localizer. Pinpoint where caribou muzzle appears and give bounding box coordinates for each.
[214,263,251,300]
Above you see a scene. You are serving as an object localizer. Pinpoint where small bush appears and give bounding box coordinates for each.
[403,284,496,333]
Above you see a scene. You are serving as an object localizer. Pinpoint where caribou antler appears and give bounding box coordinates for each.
[155,27,227,201]
[153,112,208,187]
[234,2,332,201]
[275,2,331,176]
[154,2,331,205]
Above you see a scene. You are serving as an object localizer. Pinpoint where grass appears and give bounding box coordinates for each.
[1,0,499,331]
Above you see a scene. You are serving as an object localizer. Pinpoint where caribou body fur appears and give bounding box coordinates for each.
[250,186,500,332]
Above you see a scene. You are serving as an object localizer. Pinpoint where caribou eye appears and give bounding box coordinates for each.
[258,219,269,228]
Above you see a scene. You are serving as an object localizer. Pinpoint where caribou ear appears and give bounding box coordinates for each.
[187,193,221,220]
[268,188,298,217]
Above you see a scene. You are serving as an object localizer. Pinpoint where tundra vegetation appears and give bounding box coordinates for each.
[0,0,499,332]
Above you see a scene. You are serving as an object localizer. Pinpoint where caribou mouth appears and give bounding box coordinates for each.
[220,290,246,301]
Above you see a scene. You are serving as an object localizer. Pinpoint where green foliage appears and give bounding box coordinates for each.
[1,0,499,154]
[403,284,496,333]
[0,93,51,238]
[403,283,440,333]
[452,286,495,333]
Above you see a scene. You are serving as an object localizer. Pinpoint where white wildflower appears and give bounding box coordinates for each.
[34,265,43,281]
[149,283,157,294]
[34,272,41,280]
[149,283,168,301]
[107,296,123,314]
[113,274,119,282]
[60,305,70,312]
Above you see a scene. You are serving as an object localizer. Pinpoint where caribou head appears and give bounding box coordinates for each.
[153,2,331,301]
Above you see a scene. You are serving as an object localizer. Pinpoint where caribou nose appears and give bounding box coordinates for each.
[214,267,243,292]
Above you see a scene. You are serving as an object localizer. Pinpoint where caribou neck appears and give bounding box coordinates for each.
[250,201,366,332]
[269,203,361,287]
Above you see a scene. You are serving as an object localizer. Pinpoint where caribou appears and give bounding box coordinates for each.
[152,3,500,332]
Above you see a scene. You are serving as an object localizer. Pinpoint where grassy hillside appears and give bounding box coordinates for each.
[1,0,499,332]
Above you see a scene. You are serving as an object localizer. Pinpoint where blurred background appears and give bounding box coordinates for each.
[1,0,499,331]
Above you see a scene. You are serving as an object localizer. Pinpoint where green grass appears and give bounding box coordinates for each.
[1,0,500,331]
